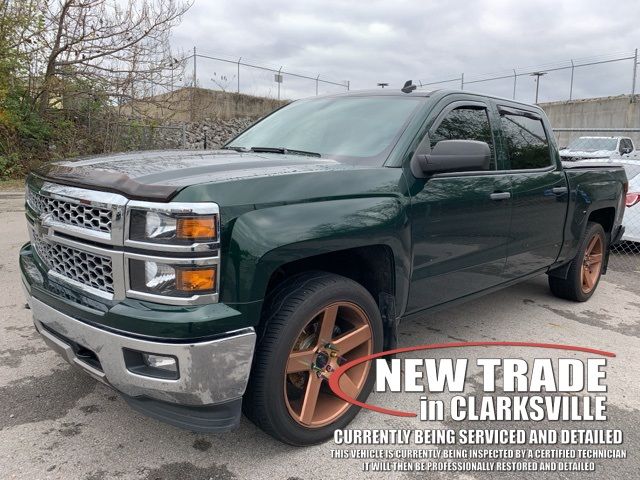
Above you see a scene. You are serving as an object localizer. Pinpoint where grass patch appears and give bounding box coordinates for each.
[0,179,25,191]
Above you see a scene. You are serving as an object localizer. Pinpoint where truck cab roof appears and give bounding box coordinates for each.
[321,87,546,111]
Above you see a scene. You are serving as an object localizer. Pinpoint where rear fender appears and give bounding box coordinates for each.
[556,172,624,265]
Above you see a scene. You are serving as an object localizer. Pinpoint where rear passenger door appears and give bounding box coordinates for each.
[498,105,568,278]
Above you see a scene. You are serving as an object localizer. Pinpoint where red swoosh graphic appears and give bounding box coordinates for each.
[327,341,616,417]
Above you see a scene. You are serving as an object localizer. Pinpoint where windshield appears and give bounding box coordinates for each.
[566,137,617,151]
[227,96,423,162]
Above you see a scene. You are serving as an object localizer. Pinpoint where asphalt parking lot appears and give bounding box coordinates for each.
[0,192,639,480]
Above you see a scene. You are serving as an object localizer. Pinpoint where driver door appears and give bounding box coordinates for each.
[406,100,512,313]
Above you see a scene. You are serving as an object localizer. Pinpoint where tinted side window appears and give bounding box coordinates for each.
[431,107,496,169]
[500,113,551,169]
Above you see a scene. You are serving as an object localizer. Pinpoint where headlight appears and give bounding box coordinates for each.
[129,210,218,243]
[128,259,218,299]
[125,201,220,250]
[124,202,221,305]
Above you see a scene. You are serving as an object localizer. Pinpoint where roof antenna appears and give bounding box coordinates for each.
[401,80,417,93]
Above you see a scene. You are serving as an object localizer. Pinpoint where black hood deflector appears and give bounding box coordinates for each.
[31,150,349,202]
[34,163,180,201]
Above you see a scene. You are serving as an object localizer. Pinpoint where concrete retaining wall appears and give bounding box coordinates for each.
[123,87,287,122]
[539,95,640,148]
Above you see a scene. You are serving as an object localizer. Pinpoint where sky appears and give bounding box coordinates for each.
[170,0,640,103]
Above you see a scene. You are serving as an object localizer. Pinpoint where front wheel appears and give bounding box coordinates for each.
[549,221,606,302]
[243,272,383,446]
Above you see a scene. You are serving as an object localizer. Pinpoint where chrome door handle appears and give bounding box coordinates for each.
[490,192,511,201]
[552,187,568,195]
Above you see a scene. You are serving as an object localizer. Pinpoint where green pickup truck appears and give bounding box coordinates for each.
[20,88,627,445]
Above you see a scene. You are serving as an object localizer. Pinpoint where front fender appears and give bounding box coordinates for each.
[221,197,411,308]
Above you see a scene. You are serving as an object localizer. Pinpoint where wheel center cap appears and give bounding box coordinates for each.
[312,343,342,379]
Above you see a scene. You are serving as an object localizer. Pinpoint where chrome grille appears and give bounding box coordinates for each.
[27,187,113,234]
[31,231,114,294]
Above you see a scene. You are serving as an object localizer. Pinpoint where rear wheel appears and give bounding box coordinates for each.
[243,272,383,445]
[549,222,606,302]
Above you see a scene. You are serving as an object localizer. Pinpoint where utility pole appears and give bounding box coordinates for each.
[170,60,174,93]
[460,73,464,90]
[632,48,638,101]
[277,67,282,100]
[569,59,575,100]
[531,71,547,103]
[193,46,197,86]
[512,69,517,99]
[191,46,197,122]
[237,57,241,94]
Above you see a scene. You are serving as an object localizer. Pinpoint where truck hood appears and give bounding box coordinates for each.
[33,150,358,201]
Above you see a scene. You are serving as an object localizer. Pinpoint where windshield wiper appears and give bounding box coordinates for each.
[249,146,322,157]
[221,146,250,152]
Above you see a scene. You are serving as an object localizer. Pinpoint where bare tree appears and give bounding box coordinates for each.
[35,0,192,113]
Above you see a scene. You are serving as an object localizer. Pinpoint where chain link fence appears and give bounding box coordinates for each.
[417,50,639,104]
[609,160,639,274]
[102,123,187,151]
[188,48,350,100]
[69,109,257,152]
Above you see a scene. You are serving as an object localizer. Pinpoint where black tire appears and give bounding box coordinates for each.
[243,271,383,446]
[548,222,607,302]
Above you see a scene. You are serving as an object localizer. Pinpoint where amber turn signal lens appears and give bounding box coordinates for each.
[176,216,217,240]
[176,268,216,292]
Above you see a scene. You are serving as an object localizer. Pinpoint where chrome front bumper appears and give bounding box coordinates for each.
[27,296,256,407]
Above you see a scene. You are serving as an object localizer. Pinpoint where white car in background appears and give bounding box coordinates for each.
[564,159,640,244]
[559,136,635,161]
[623,162,640,243]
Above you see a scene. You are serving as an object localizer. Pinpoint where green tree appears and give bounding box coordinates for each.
[0,0,191,179]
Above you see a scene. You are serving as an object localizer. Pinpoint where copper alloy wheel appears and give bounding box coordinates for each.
[284,301,373,428]
[580,234,604,294]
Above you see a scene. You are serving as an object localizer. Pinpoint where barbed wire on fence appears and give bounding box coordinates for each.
[182,47,349,100]
[416,49,640,103]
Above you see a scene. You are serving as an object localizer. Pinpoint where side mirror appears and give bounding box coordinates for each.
[410,140,491,178]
